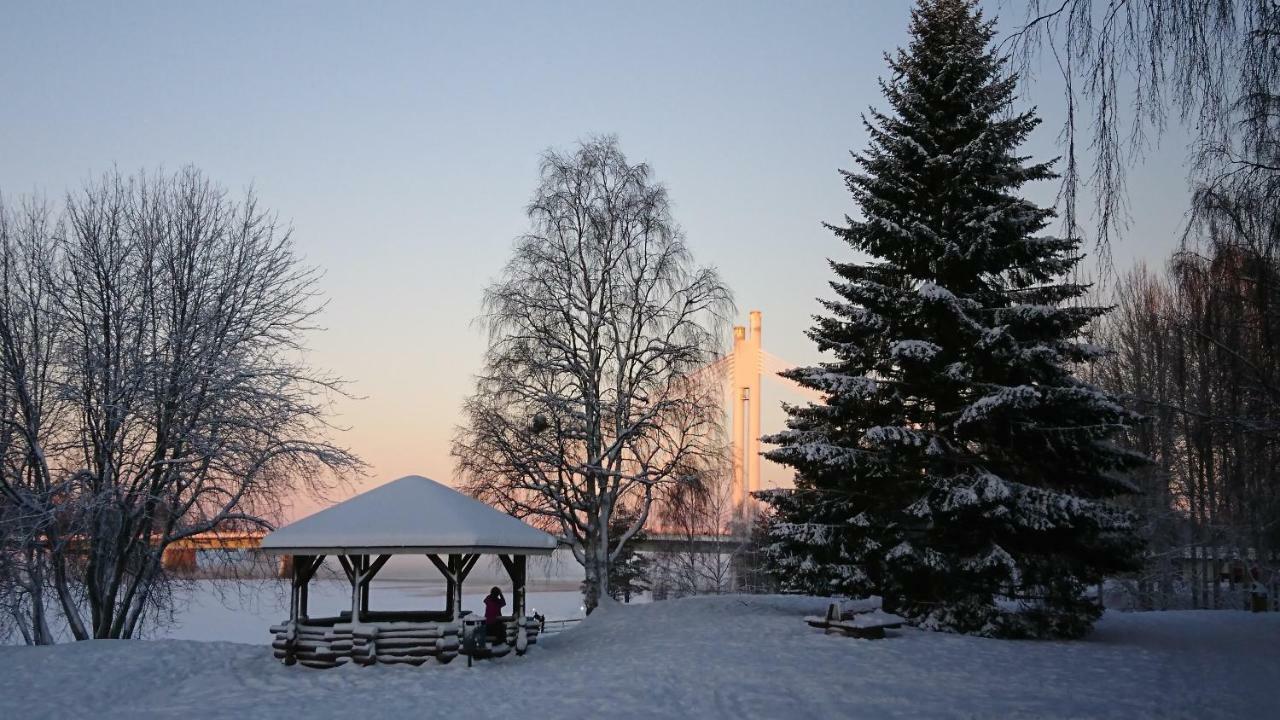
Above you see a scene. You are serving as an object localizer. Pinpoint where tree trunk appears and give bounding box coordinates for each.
[25,551,54,645]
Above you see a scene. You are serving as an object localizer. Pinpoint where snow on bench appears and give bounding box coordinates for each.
[805,601,905,639]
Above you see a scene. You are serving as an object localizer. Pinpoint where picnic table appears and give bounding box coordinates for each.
[804,601,905,639]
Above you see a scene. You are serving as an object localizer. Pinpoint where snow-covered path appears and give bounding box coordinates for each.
[2,596,1277,719]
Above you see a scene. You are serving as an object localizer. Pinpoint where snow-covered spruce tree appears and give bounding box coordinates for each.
[758,0,1143,639]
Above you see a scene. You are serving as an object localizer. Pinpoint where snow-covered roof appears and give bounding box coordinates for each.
[260,475,559,555]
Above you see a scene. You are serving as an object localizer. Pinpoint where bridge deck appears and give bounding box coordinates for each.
[164,531,745,554]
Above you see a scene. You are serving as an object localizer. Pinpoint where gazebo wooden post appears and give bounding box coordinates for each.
[299,555,324,619]
[360,556,371,615]
[330,554,393,666]
[449,554,464,620]
[290,554,324,620]
[285,553,323,666]
[514,554,528,654]
[348,555,362,624]
[446,556,457,619]
[299,572,309,620]
[288,555,306,625]
[514,554,526,618]
[497,554,527,617]
[498,553,530,654]
[284,557,300,667]
[446,555,455,617]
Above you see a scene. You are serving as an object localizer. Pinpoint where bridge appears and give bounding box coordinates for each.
[630,533,747,554]
[161,530,748,575]
[159,531,276,573]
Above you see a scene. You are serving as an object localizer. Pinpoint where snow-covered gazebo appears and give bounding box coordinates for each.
[260,475,559,668]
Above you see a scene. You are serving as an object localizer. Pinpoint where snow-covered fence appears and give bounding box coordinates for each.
[537,617,583,636]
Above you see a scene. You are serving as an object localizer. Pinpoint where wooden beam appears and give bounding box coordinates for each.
[298,555,326,584]
[459,553,481,583]
[365,554,393,584]
[336,555,356,584]
[310,555,327,579]
[425,554,454,582]
[497,554,516,578]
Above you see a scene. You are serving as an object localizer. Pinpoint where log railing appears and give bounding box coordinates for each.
[275,551,541,668]
[271,615,541,668]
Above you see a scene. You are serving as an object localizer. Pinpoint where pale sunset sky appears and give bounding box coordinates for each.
[0,1,1193,518]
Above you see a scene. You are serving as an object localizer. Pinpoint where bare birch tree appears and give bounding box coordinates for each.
[454,137,732,612]
[0,195,68,644]
[1093,265,1185,609]
[1096,185,1280,609]
[0,168,359,642]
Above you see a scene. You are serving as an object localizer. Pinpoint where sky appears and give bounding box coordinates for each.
[0,1,1196,516]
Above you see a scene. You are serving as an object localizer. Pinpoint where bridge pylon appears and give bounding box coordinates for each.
[731,311,763,514]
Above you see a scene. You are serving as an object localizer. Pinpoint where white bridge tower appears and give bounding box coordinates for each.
[730,311,763,509]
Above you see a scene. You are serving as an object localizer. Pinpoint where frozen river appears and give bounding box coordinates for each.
[3,551,608,646]
[151,575,592,645]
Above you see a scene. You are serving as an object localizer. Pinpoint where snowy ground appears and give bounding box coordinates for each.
[3,595,1277,720]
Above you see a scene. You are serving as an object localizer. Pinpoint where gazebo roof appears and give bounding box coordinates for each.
[260,475,559,555]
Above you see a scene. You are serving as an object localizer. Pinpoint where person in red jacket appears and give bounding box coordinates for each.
[483,586,506,644]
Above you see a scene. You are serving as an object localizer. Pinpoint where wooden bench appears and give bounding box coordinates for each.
[804,601,905,639]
